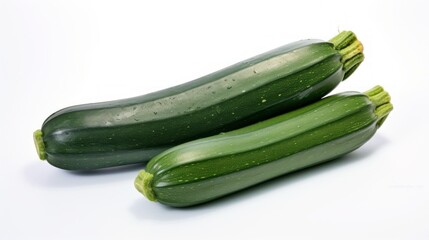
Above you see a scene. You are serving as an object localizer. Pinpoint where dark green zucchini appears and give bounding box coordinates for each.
[34,31,364,170]
[135,86,393,207]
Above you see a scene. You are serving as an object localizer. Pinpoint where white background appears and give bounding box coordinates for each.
[1,0,428,239]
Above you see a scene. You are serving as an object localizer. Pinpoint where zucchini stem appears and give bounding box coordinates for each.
[342,53,364,80]
[329,31,364,80]
[33,130,46,160]
[364,85,394,128]
[364,85,384,97]
[374,103,393,128]
[135,170,157,202]
[330,31,357,50]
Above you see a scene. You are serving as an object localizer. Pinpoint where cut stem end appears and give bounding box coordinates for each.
[135,170,157,202]
[33,130,46,160]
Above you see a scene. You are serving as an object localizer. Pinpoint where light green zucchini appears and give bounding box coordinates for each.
[135,85,393,207]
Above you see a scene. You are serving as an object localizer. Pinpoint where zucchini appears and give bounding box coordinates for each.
[34,31,364,170]
[135,86,393,207]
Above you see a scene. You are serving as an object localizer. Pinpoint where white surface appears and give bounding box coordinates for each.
[1,0,428,239]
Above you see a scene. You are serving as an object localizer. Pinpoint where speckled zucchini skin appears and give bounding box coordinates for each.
[136,87,392,207]
[36,32,363,170]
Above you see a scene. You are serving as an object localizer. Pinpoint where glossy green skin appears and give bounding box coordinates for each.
[146,92,379,207]
[42,39,345,170]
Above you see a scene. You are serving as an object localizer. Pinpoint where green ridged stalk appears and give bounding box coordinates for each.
[365,85,394,128]
[329,31,364,79]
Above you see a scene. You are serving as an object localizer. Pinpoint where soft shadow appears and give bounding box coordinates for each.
[23,162,146,188]
[69,163,147,176]
[129,198,206,221]
[129,134,389,220]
